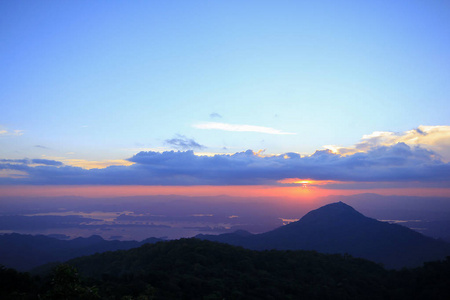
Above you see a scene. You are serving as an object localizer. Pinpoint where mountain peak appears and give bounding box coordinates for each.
[297,201,365,225]
[326,201,351,208]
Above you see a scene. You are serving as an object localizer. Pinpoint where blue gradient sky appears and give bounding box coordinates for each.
[1,1,449,196]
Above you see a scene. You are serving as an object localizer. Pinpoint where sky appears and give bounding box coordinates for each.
[1,1,450,199]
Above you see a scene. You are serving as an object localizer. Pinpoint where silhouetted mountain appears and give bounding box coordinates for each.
[0,233,162,271]
[197,202,450,269]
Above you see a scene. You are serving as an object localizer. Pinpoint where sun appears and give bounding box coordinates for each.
[297,180,312,188]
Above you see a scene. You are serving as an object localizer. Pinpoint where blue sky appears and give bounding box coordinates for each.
[1,1,449,192]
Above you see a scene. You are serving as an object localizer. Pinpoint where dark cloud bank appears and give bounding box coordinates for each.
[164,135,206,150]
[0,158,63,166]
[0,143,449,186]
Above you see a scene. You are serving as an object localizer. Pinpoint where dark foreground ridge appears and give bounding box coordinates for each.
[2,238,450,300]
[198,202,450,269]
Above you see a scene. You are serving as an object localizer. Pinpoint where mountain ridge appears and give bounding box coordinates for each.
[0,233,162,271]
[197,202,450,269]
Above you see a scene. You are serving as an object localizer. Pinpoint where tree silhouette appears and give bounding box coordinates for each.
[43,264,99,300]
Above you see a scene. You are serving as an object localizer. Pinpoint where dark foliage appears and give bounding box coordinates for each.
[41,264,100,300]
[0,265,39,300]
[65,238,391,300]
[3,239,450,299]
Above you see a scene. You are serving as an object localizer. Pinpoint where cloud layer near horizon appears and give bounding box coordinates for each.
[1,143,449,187]
[324,125,450,162]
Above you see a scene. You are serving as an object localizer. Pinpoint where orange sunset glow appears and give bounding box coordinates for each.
[278,178,341,187]
[1,185,448,199]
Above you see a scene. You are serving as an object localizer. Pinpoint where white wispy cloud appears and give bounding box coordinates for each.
[193,122,296,135]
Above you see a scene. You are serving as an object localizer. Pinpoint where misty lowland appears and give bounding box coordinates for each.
[1,199,450,299]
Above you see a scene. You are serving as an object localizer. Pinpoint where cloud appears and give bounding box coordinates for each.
[61,159,134,169]
[193,122,296,135]
[209,113,222,118]
[0,159,62,166]
[34,145,49,149]
[36,156,134,169]
[165,135,206,150]
[324,125,450,161]
[1,126,448,187]
[0,128,24,136]
[31,159,63,166]
[0,169,28,179]
[0,159,27,163]
[1,143,449,187]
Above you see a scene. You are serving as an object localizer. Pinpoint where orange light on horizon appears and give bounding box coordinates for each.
[278,178,341,187]
[0,185,322,199]
[0,185,448,200]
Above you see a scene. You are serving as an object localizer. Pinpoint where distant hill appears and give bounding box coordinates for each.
[22,238,450,300]
[51,238,392,299]
[197,202,450,269]
[0,233,162,271]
